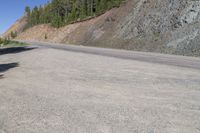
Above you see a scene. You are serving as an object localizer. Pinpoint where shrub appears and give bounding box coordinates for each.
[10,31,17,39]
[45,34,48,39]
[0,38,3,44]
[3,38,10,45]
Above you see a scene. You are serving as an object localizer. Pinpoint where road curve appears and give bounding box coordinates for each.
[20,40,200,70]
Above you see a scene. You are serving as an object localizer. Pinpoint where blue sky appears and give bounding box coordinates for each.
[0,0,48,34]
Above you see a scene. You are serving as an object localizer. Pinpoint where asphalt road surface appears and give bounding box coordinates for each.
[0,41,200,133]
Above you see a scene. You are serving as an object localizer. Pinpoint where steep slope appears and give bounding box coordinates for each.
[10,0,200,56]
[3,16,27,38]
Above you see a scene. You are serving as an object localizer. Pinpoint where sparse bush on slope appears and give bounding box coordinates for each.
[10,31,18,39]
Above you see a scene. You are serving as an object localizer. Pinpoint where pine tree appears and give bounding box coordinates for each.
[25,6,31,17]
[25,0,125,28]
[80,2,86,19]
[51,13,62,28]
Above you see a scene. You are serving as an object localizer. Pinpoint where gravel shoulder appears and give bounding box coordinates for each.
[0,45,200,133]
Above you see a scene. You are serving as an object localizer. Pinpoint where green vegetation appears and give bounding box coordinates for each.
[0,38,28,47]
[0,38,11,45]
[10,31,18,39]
[45,34,48,39]
[0,38,3,44]
[25,0,125,29]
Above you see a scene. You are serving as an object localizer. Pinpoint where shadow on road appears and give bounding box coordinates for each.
[0,47,36,55]
[0,63,19,76]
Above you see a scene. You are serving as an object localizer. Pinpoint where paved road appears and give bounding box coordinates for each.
[22,40,200,70]
[0,42,200,133]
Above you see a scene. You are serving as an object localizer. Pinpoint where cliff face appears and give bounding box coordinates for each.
[116,0,200,56]
[8,0,200,56]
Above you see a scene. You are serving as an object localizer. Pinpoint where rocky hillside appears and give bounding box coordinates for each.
[6,0,200,56]
[116,0,200,56]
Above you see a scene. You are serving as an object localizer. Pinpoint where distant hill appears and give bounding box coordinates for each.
[4,0,200,56]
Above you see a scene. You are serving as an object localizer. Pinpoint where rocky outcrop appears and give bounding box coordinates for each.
[116,0,200,56]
